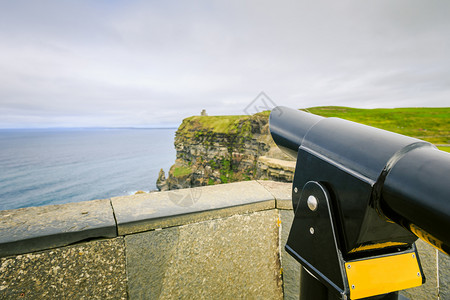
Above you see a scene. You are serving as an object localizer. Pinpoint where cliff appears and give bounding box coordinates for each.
[157,111,295,190]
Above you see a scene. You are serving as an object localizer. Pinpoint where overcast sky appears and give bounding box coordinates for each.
[0,0,449,128]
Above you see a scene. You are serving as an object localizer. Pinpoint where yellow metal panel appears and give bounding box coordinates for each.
[345,252,422,299]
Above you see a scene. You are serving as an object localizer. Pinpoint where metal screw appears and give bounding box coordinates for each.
[307,195,318,211]
[417,272,421,277]
[294,187,298,193]
[412,254,415,258]
[347,265,351,269]
[309,227,315,234]
[351,285,355,289]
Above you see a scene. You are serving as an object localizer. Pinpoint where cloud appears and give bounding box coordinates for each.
[0,0,449,127]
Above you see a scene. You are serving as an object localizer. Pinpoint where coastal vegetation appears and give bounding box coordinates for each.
[304,107,449,145]
[172,165,193,178]
[177,115,254,137]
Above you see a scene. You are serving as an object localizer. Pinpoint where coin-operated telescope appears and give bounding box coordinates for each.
[269,106,450,300]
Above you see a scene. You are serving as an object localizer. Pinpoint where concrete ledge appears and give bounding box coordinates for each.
[111,181,276,235]
[0,181,292,257]
[115,200,275,236]
[258,180,293,210]
[0,199,116,258]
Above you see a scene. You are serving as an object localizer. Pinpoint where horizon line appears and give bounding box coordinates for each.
[0,126,179,130]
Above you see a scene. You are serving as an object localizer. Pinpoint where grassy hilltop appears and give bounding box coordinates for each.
[302,107,450,151]
[177,115,255,136]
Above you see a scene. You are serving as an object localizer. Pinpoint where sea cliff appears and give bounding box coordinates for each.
[157,111,295,190]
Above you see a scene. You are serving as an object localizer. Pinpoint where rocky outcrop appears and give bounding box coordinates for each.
[157,111,295,190]
[156,168,169,191]
[256,156,296,182]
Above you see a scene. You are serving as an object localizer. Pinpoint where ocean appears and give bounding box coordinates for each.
[0,128,176,211]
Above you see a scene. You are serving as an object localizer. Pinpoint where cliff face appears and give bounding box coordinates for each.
[157,112,295,190]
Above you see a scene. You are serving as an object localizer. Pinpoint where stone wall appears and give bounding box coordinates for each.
[0,181,286,299]
[0,181,448,299]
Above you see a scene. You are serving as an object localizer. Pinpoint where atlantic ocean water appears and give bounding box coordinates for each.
[0,128,176,211]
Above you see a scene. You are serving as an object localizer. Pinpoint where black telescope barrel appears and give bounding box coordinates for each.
[382,147,450,254]
[269,106,323,158]
[270,106,450,254]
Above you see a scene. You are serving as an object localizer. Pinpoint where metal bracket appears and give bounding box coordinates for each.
[286,180,425,299]
[286,181,349,298]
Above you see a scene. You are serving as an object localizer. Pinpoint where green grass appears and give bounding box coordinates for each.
[172,165,192,178]
[438,146,450,153]
[179,115,251,135]
[302,107,450,145]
